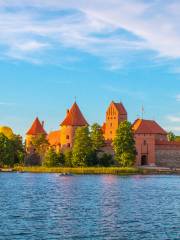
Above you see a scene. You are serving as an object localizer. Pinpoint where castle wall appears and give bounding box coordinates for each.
[155,142,180,167]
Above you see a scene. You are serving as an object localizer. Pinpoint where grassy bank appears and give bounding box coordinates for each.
[13,166,144,175]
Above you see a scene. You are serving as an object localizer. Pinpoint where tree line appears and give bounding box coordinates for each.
[0,121,137,168]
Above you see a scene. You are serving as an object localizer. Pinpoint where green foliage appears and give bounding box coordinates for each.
[98,153,114,167]
[25,153,41,166]
[113,121,136,167]
[167,131,176,141]
[120,152,135,167]
[0,133,25,167]
[175,136,180,142]
[11,135,25,165]
[90,123,105,151]
[43,148,61,167]
[72,126,93,166]
[31,134,49,157]
[64,149,73,167]
[0,133,14,167]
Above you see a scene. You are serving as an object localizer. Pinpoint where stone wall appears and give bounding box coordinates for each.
[156,149,180,167]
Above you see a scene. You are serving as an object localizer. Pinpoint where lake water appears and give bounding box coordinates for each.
[0,174,180,240]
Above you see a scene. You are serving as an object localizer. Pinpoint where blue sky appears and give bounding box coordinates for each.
[1,0,180,136]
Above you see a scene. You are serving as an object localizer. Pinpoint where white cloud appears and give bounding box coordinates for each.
[0,102,15,106]
[175,94,180,102]
[167,115,180,123]
[165,126,180,133]
[1,1,180,67]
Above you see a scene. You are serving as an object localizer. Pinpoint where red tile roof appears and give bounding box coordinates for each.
[113,102,127,115]
[60,102,88,126]
[48,130,61,146]
[26,117,47,135]
[132,119,167,135]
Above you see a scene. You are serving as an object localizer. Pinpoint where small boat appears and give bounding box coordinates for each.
[59,172,73,176]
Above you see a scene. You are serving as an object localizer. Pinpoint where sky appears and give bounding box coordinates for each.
[1,0,180,136]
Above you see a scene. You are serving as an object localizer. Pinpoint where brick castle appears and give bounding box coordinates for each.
[26,101,180,167]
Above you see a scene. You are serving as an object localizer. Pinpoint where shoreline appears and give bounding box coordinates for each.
[1,166,179,175]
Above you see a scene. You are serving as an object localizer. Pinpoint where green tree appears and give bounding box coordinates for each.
[98,153,114,167]
[64,149,73,167]
[72,126,93,166]
[43,148,60,167]
[90,123,105,151]
[0,133,14,167]
[11,134,25,165]
[31,134,49,159]
[113,121,136,167]
[167,131,176,142]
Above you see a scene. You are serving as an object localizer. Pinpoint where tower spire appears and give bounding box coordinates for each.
[141,105,144,119]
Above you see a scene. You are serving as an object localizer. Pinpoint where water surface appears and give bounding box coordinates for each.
[0,173,180,240]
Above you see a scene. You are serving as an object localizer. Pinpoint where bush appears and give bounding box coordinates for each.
[25,153,41,166]
[43,148,62,167]
[98,153,114,167]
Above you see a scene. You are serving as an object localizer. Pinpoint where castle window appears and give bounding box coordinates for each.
[110,123,112,127]
[144,140,147,145]
[66,135,70,140]
[67,143,70,148]
[110,131,112,134]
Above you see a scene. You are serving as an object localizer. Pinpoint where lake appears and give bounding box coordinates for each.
[0,173,180,240]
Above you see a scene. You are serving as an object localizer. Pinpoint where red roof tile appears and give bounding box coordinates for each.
[60,102,88,126]
[26,117,47,135]
[48,130,61,146]
[113,102,127,115]
[132,119,167,135]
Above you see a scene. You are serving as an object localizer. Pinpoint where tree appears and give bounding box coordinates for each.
[167,131,176,142]
[64,149,73,167]
[43,148,60,167]
[11,134,25,165]
[98,153,114,167]
[72,126,93,166]
[31,134,49,159]
[90,123,105,151]
[0,133,14,167]
[113,121,136,167]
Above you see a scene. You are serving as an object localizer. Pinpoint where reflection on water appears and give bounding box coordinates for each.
[0,173,180,239]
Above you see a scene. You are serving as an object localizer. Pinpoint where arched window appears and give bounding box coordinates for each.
[66,135,70,140]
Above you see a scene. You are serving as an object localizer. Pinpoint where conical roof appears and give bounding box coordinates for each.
[26,117,47,135]
[60,102,88,126]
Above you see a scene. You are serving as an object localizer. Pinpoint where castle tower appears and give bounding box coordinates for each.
[60,102,88,148]
[104,101,127,141]
[26,117,47,152]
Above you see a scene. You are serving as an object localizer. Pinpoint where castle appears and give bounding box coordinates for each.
[26,101,180,167]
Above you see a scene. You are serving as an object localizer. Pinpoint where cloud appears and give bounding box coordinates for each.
[167,115,180,123]
[0,102,15,106]
[165,126,180,133]
[1,1,180,67]
[176,94,180,102]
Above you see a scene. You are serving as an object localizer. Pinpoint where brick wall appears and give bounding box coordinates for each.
[156,149,180,167]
